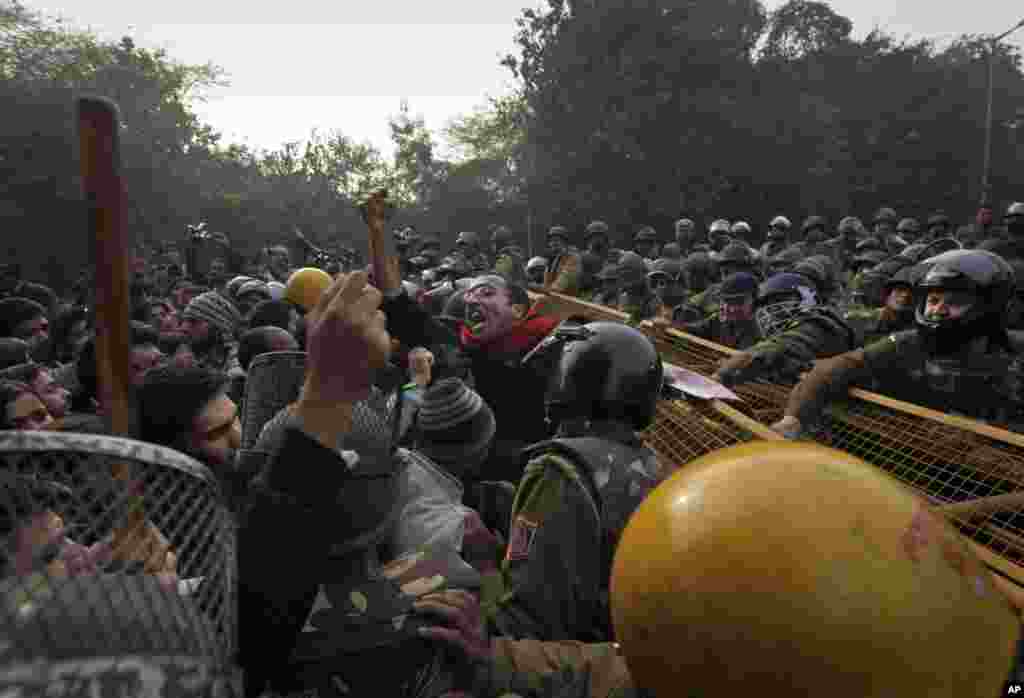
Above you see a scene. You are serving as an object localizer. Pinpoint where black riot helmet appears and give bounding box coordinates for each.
[523,320,664,431]
[801,216,828,243]
[914,249,1015,355]
[492,225,515,255]
[617,251,649,290]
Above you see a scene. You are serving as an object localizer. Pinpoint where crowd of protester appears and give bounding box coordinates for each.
[2,195,1024,697]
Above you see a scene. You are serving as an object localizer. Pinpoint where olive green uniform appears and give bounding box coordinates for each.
[715,307,856,386]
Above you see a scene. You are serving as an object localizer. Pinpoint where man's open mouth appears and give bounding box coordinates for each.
[466,306,486,330]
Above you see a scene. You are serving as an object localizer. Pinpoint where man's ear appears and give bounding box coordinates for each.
[511,304,528,320]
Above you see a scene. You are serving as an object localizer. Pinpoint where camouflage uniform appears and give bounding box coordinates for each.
[681,283,721,319]
[615,291,662,324]
[679,314,761,351]
[842,306,915,347]
[470,638,644,697]
[486,422,665,643]
[716,307,856,386]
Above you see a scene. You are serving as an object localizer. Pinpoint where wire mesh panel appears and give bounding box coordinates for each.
[643,399,754,468]
[0,430,238,695]
[817,400,1024,568]
[241,351,306,450]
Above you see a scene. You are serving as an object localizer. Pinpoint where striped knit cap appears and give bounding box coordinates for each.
[417,377,496,465]
[183,291,241,338]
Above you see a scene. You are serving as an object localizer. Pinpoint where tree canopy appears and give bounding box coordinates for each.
[3,0,1024,285]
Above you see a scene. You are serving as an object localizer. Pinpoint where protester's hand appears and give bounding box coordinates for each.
[414,589,491,666]
[460,510,502,575]
[408,347,434,386]
[301,270,390,408]
[770,415,804,440]
[361,190,402,294]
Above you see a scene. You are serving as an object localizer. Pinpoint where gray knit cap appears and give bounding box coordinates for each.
[183,292,241,337]
[417,378,496,464]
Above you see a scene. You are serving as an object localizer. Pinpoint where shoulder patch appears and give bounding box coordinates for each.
[505,515,540,563]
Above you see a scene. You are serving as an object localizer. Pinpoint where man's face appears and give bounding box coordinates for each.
[720,296,754,323]
[675,225,693,244]
[548,236,567,256]
[180,317,212,345]
[634,240,654,259]
[269,248,290,273]
[191,392,241,469]
[7,391,53,430]
[875,222,894,236]
[209,259,226,283]
[463,283,523,343]
[15,315,49,353]
[130,344,166,388]
[929,224,949,239]
[31,368,69,419]
[886,286,914,313]
[923,289,975,322]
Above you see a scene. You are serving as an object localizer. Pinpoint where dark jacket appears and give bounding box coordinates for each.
[382,289,559,483]
[237,426,357,697]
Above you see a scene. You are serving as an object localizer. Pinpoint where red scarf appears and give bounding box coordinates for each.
[460,301,560,356]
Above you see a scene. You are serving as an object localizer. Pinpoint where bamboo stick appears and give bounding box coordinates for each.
[940,491,1024,519]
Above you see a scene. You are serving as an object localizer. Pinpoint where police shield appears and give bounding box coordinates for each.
[240,350,306,451]
[0,430,239,697]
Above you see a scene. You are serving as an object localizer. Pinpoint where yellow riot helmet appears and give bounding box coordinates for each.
[284,267,333,313]
[611,441,1020,698]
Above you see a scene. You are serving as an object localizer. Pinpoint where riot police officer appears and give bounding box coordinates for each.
[925,212,953,242]
[487,320,666,642]
[760,215,791,260]
[584,220,612,262]
[674,218,697,254]
[525,256,548,286]
[774,249,1024,436]
[544,226,582,295]
[979,202,1024,262]
[708,219,732,252]
[455,231,490,273]
[615,251,661,322]
[633,226,659,261]
[713,272,856,387]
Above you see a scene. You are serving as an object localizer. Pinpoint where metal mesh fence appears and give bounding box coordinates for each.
[0,430,236,675]
[532,290,1024,581]
[241,351,307,450]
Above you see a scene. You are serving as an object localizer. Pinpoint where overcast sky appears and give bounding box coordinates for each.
[30,0,1024,157]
